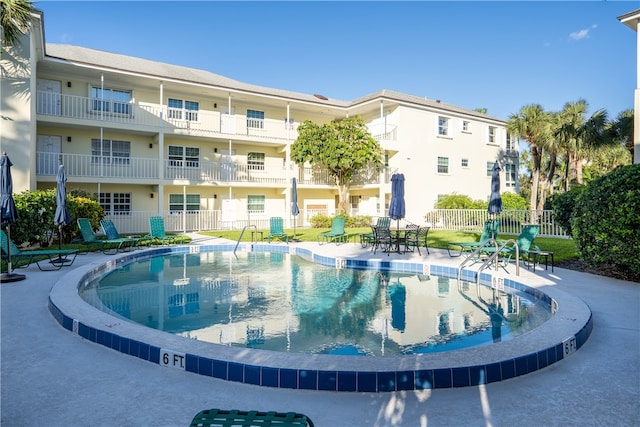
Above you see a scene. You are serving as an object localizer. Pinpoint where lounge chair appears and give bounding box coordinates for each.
[447,219,500,257]
[482,224,540,269]
[100,219,143,251]
[189,408,314,427]
[77,218,135,254]
[318,216,347,245]
[0,229,78,271]
[267,217,288,243]
[146,216,185,246]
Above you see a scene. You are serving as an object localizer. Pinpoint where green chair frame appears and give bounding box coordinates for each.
[447,219,500,257]
[100,219,142,251]
[267,217,288,243]
[146,216,184,246]
[77,218,134,254]
[318,216,347,245]
[190,408,314,427]
[1,229,78,271]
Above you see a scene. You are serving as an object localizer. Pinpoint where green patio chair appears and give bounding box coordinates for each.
[146,216,184,246]
[0,229,78,271]
[189,408,314,427]
[77,218,134,254]
[100,219,143,251]
[447,219,500,257]
[267,217,288,243]
[318,216,347,245]
[482,224,540,269]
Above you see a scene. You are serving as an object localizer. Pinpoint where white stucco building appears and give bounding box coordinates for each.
[1,10,518,233]
[618,8,640,164]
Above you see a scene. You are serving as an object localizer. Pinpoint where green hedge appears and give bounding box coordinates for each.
[572,164,640,282]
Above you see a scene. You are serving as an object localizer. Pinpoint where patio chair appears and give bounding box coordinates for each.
[77,218,135,254]
[100,219,143,251]
[403,223,422,255]
[418,225,430,255]
[267,217,288,243]
[360,217,390,248]
[482,224,540,269]
[189,408,314,427]
[372,225,398,255]
[146,216,185,246]
[318,216,347,245]
[0,229,78,271]
[447,219,500,257]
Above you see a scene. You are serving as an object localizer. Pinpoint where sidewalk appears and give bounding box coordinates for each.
[1,235,638,426]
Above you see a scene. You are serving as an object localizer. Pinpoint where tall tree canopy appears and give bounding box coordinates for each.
[291,115,383,213]
[1,0,35,48]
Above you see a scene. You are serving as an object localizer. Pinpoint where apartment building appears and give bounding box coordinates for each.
[1,10,518,234]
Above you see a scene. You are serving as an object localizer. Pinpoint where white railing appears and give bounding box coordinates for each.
[37,91,396,144]
[37,152,160,179]
[424,209,569,238]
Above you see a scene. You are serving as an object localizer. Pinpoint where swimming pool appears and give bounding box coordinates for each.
[49,242,593,392]
[80,252,553,357]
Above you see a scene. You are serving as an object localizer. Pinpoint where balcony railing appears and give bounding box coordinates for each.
[37,151,387,186]
[36,91,397,144]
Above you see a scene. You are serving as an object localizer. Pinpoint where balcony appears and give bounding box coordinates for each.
[36,91,397,145]
[36,151,387,186]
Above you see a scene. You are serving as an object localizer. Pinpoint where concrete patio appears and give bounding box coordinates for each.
[1,234,638,426]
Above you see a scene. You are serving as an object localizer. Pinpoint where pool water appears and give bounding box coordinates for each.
[80,252,553,357]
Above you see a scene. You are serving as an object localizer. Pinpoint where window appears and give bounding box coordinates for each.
[284,117,295,130]
[168,146,199,168]
[488,126,497,144]
[169,194,200,213]
[506,133,517,152]
[461,158,469,168]
[438,116,449,136]
[437,157,449,174]
[486,162,495,177]
[504,163,517,188]
[168,98,199,121]
[91,87,131,115]
[247,109,265,129]
[247,152,265,171]
[462,120,471,132]
[247,195,265,213]
[99,193,131,215]
[91,139,130,165]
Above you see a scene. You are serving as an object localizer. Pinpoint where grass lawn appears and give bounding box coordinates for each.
[199,227,580,263]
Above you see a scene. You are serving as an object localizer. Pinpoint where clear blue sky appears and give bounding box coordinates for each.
[36,0,636,120]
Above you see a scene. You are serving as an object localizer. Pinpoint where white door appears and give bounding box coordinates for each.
[36,135,62,175]
[37,79,62,115]
[221,106,236,134]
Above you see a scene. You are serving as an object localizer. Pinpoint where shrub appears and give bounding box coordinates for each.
[572,164,640,282]
[436,194,485,209]
[10,190,103,246]
[550,186,585,236]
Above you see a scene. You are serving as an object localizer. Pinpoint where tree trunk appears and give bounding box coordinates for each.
[337,183,349,215]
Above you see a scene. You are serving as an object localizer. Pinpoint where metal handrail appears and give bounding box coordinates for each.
[457,239,499,283]
[476,239,520,286]
[234,225,257,254]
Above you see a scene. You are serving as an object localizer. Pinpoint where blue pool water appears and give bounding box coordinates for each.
[80,251,553,357]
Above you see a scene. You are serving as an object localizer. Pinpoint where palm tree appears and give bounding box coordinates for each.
[610,109,634,161]
[507,104,552,219]
[554,100,588,191]
[1,0,35,49]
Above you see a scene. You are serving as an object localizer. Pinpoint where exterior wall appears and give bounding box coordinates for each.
[2,12,519,233]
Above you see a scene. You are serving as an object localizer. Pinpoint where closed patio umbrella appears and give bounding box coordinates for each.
[388,172,405,230]
[1,152,25,282]
[291,177,300,241]
[53,164,71,264]
[488,162,502,239]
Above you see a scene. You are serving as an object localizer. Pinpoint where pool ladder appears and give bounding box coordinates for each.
[457,239,520,286]
[234,225,258,255]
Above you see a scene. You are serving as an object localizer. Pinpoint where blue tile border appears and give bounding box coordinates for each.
[48,244,594,392]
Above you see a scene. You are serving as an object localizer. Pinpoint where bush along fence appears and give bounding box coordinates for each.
[424,209,570,238]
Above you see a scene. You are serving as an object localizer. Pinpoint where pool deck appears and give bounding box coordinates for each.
[2,234,639,426]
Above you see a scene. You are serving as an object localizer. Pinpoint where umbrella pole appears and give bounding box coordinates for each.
[52,224,71,265]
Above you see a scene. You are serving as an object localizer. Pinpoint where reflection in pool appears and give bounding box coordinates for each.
[80,251,552,357]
